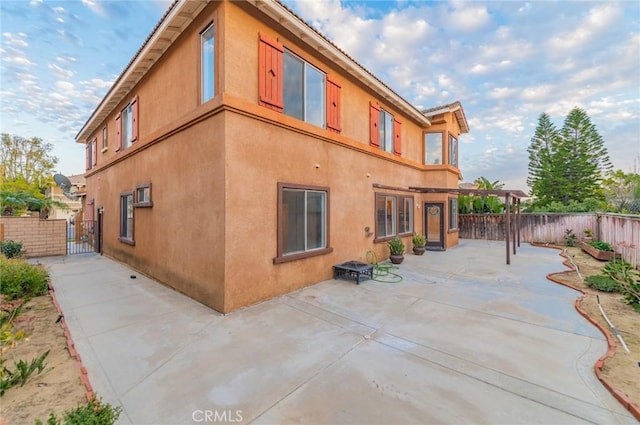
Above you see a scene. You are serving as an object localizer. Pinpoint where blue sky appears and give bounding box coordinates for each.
[1,0,639,190]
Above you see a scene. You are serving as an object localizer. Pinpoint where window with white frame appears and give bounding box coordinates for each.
[201,23,214,102]
[281,187,326,255]
[102,126,107,150]
[283,50,325,128]
[375,194,414,239]
[379,109,394,153]
[122,103,133,150]
[449,134,458,167]
[449,197,458,230]
[399,197,414,234]
[425,132,443,165]
[119,192,134,243]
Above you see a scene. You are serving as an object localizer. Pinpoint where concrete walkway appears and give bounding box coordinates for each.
[40,240,637,424]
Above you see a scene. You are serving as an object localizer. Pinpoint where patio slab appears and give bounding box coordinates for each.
[40,240,638,424]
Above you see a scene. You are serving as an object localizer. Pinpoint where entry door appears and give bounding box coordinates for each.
[424,203,445,250]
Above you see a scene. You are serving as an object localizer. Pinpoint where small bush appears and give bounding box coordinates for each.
[0,351,50,396]
[35,397,122,425]
[584,275,621,292]
[564,229,577,247]
[0,257,49,301]
[0,240,23,259]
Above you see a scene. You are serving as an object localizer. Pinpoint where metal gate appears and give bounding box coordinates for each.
[67,220,98,254]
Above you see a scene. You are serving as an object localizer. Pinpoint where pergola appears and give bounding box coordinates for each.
[409,187,529,265]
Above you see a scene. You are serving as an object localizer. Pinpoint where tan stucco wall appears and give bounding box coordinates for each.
[81,0,463,313]
[0,217,66,257]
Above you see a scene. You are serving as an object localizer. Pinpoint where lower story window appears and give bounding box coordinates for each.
[375,194,414,238]
[449,197,458,230]
[120,192,134,243]
[275,183,331,263]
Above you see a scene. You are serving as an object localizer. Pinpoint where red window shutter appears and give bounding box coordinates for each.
[393,118,402,156]
[92,139,97,166]
[258,33,284,112]
[326,75,341,133]
[369,102,380,147]
[85,143,90,170]
[131,96,139,143]
[115,113,122,152]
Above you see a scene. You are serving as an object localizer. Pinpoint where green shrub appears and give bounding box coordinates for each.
[35,397,122,425]
[564,229,577,247]
[0,240,23,259]
[603,259,640,309]
[584,275,621,292]
[588,241,613,251]
[0,257,49,300]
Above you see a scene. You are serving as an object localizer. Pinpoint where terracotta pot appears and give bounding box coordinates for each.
[413,246,426,256]
[389,254,404,264]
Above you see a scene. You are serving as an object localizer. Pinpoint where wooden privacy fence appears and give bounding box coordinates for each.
[459,213,639,268]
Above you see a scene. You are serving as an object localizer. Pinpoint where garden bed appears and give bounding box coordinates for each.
[548,246,639,416]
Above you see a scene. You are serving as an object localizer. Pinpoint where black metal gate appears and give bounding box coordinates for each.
[67,220,98,254]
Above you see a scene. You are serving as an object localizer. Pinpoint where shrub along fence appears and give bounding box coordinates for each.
[459,213,639,268]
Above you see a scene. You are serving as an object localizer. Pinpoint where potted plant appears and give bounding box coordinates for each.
[387,236,405,264]
[581,240,618,261]
[412,232,426,256]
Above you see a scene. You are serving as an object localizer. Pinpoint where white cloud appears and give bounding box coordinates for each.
[2,32,28,48]
[81,0,105,16]
[49,63,74,80]
[447,2,491,33]
[469,63,488,74]
[80,78,114,89]
[489,87,516,100]
[548,3,622,52]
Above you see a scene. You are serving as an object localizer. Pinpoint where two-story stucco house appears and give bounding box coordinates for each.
[76,0,469,313]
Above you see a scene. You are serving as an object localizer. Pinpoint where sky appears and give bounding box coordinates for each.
[1,0,639,191]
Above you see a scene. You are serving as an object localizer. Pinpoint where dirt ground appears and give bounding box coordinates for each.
[0,295,86,424]
[547,245,640,410]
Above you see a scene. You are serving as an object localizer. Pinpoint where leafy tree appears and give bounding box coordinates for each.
[459,177,505,213]
[527,108,612,207]
[603,169,640,213]
[1,134,58,190]
[0,134,65,216]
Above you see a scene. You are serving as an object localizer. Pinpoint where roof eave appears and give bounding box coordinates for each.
[251,0,431,126]
[75,0,207,143]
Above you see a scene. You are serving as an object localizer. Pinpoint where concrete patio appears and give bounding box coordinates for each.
[40,240,637,424]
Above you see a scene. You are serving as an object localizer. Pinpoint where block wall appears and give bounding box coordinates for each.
[0,217,67,257]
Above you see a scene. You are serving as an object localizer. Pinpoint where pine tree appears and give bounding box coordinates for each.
[527,108,612,206]
[527,113,558,203]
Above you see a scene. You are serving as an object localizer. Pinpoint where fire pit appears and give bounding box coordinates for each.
[333,261,374,284]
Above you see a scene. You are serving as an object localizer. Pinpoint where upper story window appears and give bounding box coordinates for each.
[115,96,138,152]
[379,109,394,153]
[283,50,325,128]
[449,134,458,167]
[369,102,402,156]
[425,132,443,165]
[102,126,108,150]
[258,34,341,132]
[85,138,97,171]
[201,23,215,103]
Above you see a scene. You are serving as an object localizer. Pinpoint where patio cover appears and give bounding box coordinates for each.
[409,187,529,265]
